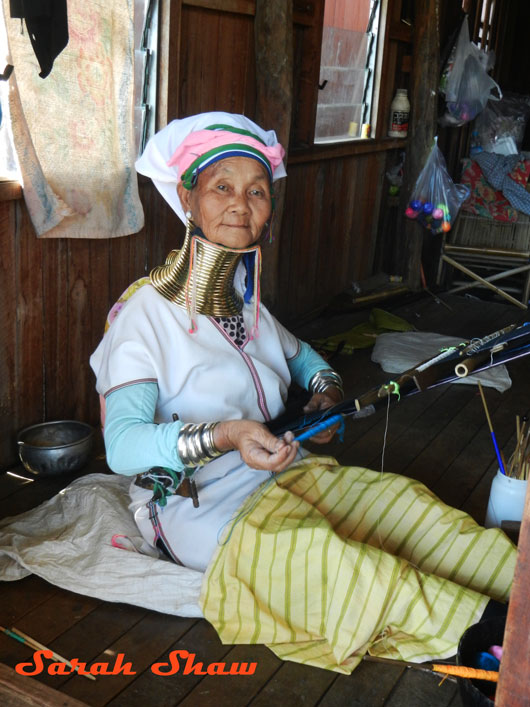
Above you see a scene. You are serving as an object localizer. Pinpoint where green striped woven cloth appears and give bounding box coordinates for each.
[200,456,515,674]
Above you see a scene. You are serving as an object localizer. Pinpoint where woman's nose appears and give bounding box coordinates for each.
[229,190,250,213]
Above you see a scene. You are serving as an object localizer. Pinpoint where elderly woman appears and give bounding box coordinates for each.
[90,112,514,675]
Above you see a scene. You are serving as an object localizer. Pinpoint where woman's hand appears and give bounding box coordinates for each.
[214,420,299,473]
[302,387,343,444]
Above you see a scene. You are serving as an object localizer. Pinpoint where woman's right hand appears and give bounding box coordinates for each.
[214,420,299,473]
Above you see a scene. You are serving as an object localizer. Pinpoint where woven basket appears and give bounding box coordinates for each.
[450,212,530,253]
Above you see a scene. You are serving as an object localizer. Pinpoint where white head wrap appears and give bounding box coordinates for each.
[135,112,287,224]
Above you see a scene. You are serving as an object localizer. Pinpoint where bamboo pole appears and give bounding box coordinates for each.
[478,382,506,475]
[0,626,96,681]
[442,254,529,309]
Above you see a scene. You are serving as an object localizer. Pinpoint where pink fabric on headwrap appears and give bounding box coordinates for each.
[135,112,287,223]
[167,129,285,177]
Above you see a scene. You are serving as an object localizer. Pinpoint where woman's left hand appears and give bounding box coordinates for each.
[302,387,343,444]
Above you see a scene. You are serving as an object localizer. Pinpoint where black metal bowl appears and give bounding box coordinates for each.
[17,420,94,476]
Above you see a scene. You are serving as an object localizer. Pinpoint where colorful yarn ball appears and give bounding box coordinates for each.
[475,652,500,671]
[405,207,418,219]
[422,202,434,214]
[436,203,449,216]
[410,200,422,211]
[432,208,444,220]
[442,221,451,232]
[489,645,503,661]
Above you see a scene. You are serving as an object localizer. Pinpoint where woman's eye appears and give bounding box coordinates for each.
[250,189,263,197]
[216,184,228,191]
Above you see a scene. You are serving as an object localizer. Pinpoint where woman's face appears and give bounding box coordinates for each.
[178,156,272,249]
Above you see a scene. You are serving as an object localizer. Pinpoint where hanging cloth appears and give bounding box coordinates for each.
[3,0,144,238]
[9,0,68,78]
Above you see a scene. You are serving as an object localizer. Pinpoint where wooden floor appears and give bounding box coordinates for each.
[1,292,528,707]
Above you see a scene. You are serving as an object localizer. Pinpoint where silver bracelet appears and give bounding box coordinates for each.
[177,422,223,467]
[308,370,344,399]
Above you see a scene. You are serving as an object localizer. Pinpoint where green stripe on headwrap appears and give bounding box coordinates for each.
[181,144,273,190]
[205,124,267,145]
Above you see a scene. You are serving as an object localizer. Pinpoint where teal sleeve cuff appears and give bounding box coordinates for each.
[104,382,186,475]
[287,340,333,390]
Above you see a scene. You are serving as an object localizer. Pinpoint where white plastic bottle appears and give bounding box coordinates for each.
[484,468,528,529]
[388,88,410,138]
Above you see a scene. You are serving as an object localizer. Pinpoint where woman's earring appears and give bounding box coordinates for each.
[263,219,273,244]
[185,210,193,238]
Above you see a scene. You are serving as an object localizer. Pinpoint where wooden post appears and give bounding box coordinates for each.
[254,0,293,309]
[495,482,530,706]
[397,0,440,289]
[157,0,182,128]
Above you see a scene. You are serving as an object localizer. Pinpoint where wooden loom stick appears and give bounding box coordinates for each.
[509,421,519,478]
[508,415,529,479]
[431,664,498,682]
[519,418,529,479]
[269,325,530,439]
[454,352,491,378]
[362,654,455,681]
[363,655,498,682]
[6,627,96,681]
[477,382,506,475]
[518,426,530,480]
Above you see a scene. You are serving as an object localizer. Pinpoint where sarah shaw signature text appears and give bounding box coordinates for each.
[15,649,257,677]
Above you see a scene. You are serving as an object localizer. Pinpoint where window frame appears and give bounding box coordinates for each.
[290,0,411,157]
[314,0,384,145]
[134,0,160,156]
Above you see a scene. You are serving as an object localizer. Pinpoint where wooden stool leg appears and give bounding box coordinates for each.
[442,255,528,310]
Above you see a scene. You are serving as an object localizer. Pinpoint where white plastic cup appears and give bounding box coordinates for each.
[484,468,528,528]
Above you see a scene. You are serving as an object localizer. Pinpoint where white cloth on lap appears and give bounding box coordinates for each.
[0,473,203,618]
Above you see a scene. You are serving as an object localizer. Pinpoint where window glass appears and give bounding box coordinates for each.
[134,0,158,156]
[315,0,382,143]
[0,9,19,180]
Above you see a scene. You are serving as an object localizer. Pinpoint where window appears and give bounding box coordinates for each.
[0,9,18,180]
[473,0,498,51]
[315,0,383,143]
[134,0,159,156]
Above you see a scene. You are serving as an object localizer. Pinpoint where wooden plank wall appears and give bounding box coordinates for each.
[0,0,406,469]
[178,5,256,117]
[0,187,183,470]
[279,151,387,321]
[176,0,405,325]
[323,0,370,32]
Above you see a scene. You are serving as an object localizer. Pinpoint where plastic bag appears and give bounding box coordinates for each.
[405,137,470,234]
[475,93,530,155]
[439,16,501,127]
[386,151,405,195]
